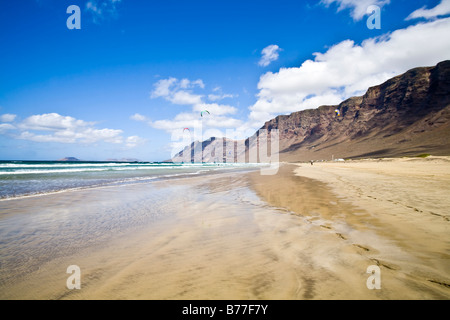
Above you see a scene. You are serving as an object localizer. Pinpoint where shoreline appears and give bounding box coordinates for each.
[0,162,262,201]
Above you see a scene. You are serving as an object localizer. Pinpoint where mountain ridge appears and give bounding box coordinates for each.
[172,60,450,163]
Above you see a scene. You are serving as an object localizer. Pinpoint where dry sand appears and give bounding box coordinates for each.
[250,157,450,299]
[0,158,449,300]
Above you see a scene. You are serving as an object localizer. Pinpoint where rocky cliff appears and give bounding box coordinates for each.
[263,60,450,161]
[172,60,450,163]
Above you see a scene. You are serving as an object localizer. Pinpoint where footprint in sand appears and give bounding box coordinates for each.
[353,244,371,252]
[428,279,450,289]
[370,258,400,271]
[319,225,348,240]
[335,233,347,240]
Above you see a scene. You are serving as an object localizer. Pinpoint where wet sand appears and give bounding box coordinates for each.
[1,170,351,300]
[1,159,449,299]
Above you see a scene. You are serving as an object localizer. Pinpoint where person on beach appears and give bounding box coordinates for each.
[310,160,313,165]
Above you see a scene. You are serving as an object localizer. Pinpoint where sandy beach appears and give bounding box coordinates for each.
[0,158,449,300]
[250,157,450,299]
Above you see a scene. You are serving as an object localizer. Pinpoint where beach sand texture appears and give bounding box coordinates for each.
[250,158,450,299]
[0,158,449,299]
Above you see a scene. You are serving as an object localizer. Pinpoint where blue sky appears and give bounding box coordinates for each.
[1,0,449,161]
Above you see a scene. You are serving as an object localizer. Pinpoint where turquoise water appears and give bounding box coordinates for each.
[0,161,260,199]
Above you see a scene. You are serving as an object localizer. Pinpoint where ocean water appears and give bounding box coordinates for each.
[0,160,261,200]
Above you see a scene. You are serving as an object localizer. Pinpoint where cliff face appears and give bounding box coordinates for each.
[266,60,450,161]
[172,60,450,163]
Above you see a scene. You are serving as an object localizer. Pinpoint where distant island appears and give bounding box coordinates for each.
[58,157,80,161]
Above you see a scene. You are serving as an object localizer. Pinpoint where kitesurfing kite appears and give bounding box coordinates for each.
[183,127,190,132]
[334,109,340,116]
[201,110,210,117]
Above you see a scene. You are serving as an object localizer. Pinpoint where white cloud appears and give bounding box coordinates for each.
[207,86,237,101]
[259,45,282,67]
[0,114,17,122]
[249,17,450,126]
[152,113,202,132]
[193,103,237,116]
[86,1,101,15]
[406,0,450,20]
[125,136,147,148]
[146,77,242,136]
[170,90,203,105]
[151,77,204,105]
[208,93,236,101]
[17,131,61,143]
[321,0,390,21]
[201,116,243,129]
[192,79,205,89]
[151,77,177,98]
[179,78,205,89]
[151,103,240,132]
[19,113,92,132]
[0,123,16,133]
[141,77,244,143]
[179,78,190,89]
[2,112,143,147]
[84,128,124,144]
[17,113,124,144]
[17,128,123,144]
[86,0,121,22]
[130,113,150,122]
